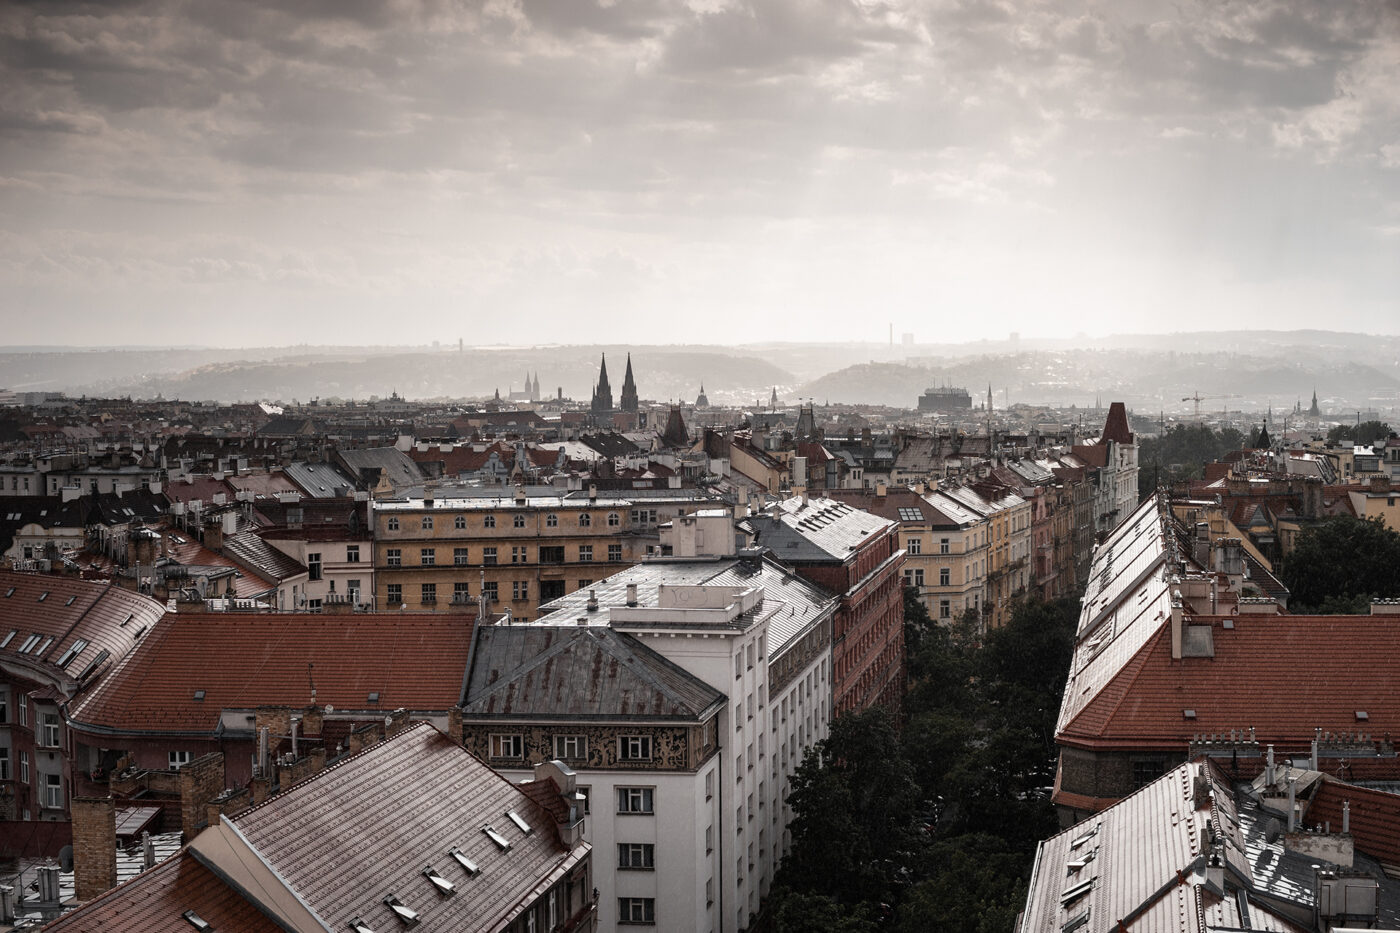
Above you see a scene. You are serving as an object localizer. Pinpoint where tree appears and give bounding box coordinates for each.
[1280,516,1400,613]
[1327,421,1392,447]
[769,890,880,933]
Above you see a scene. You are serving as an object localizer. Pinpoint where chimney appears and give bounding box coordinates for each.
[448,706,464,746]
[204,517,223,552]
[1287,775,1297,831]
[588,483,597,501]
[1266,744,1275,786]
[1343,800,1351,834]
[586,589,599,612]
[1170,592,1185,660]
[514,485,526,505]
[179,752,226,841]
[71,796,117,900]
[626,583,638,607]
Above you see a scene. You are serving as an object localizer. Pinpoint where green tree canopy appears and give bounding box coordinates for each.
[1327,421,1393,447]
[1280,515,1400,613]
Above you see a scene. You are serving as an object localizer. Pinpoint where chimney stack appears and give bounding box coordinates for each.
[626,583,638,607]
[72,796,117,900]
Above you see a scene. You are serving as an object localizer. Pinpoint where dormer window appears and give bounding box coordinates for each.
[422,865,455,896]
[506,809,532,835]
[448,846,480,876]
[483,825,511,851]
[382,895,419,927]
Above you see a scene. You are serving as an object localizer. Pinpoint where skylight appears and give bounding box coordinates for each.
[1357,711,1370,721]
[483,826,511,851]
[349,918,376,933]
[422,865,456,896]
[1060,878,1093,906]
[1063,909,1091,933]
[18,634,41,654]
[194,690,206,701]
[37,592,47,602]
[382,895,419,927]
[1069,826,1098,850]
[506,809,532,835]
[0,631,15,649]
[121,613,134,626]
[897,507,924,522]
[65,596,76,606]
[35,637,53,655]
[367,691,380,704]
[448,846,480,876]
[1183,709,1197,720]
[76,649,110,681]
[56,639,89,668]
[182,909,213,931]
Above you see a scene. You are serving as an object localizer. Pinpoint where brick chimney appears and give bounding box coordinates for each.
[179,752,225,841]
[71,796,117,901]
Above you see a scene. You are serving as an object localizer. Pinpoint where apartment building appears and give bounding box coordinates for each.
[939,484,1031,630]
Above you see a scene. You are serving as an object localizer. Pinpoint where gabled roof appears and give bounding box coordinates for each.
[335,447,424,489]
[280,460,357,498]
[222,529,308,582]
[740,495,894,563]
[66,612,475,734]
[462,624,724,721]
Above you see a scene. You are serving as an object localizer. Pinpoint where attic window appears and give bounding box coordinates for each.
[3,588,11,597]
[422,865,456,896]
[382,895,419,927]
[448,846,480,875]
[367,691,380,704]
[1063,908,1090,933]
[131,624,147,639]
[1069,826,1098,850]
[0,631,15,649]
[121,613,134,627]
[37,592,48,602]
[1356,711,1370,721]
[1066,851,1096,873]
[506,809,532,835]
[193,690,206,701]
[1183,709,1197,720]
[182,910,214,931]
[65,596,76,606]
[35,637,53,656]
[56,639,89,668]
[18,634,40,654]
[1060,878,1093,906]
[897,507,923,522]
[483,825,511,851]
[349,918,376,933]
[1223,619,1234,629]
[77,650,109,681]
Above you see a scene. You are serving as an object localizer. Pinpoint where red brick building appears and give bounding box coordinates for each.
[741,496,905,713]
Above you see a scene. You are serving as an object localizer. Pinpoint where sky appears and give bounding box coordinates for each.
[2,0,1399,348]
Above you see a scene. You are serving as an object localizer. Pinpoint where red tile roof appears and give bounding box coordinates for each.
[67,611,476,734]
[1102,401,1134,445]
[1060,614,1400,754]
[41,851,284,932]
[1307,778,1400,873]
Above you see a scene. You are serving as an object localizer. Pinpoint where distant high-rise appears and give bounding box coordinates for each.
[620,354,639,412]
[591,354,613,413]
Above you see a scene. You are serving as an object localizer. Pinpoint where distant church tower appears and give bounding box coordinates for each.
[620,354,639,412]
[1308,389,1320,418]
[695,383,709,408]
[591,354,614,413]
[769,387,778,411]
[529,372,540,402]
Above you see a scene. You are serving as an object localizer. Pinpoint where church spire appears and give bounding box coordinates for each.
[620,353,639,412]
[591,354,613,413]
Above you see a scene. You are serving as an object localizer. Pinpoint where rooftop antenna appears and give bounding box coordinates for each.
[307,662,316,707]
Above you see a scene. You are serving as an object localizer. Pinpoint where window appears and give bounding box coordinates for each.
[579,512,591,527]
[18,750,28,783]
[539,546,565,564]
[897,507,923,522]
[387,583,402,605]
[617,787,654,813]
[546,513,558,527]
[907,537,922,555]
[554,734,587,759]
[489,734,524,759]
[0,691,7,723]
[618,897,655,925]
[482,546,499,566]
[512,580,529,601]
[608,543,623,562]
[620,735,652,760]
[41,713,60,748]
[746,642,755,670]
[511,546,527,564]
[608,512,620,526]
[346,545,360,563]
[347,579,361,600]
[706,824,714,854]
[577,786,591,814]
[540,580,566,601]
[618,843,655,870]
[43,774,61,809]
[939,599,951,619]
[1132,760,1165,788]
[454,514,466,529]
[421,583,437,604]
[482,582,498,602]
[513,514,527,528]
[484,514,496,528]
[387,517,400,531]
[940,537,950,554]
[453,582,471,604]
[454,547,470,566]
[575,579,592,590]
[169,750,192,770]
[307,552,322,580]
[386,547,402,567]
[421,547,436,566]
[421,515,434,530]
[939,568,951,586]
[0,749,9,781]
[579,545,593,562]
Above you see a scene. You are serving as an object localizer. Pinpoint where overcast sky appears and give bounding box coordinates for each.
[3,0,1398,348]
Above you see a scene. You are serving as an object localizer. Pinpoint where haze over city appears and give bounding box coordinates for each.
[3,0,1400,347]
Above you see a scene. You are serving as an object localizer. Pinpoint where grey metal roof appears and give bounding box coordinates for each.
[281,460,357,498]
[336,447,424,488]
[532,553,837,657]
[739,495,893,563]
[462,624,724,721]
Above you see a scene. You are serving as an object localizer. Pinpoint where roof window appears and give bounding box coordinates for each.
[1066,850,1096,873]
[506,809,532,835]
[18,634,41,654]
[1060,878,1093,906]
[1183,709,1197,720]
[422,865,456,896]
[0,630,15,649]
[1063,909,1090,933]
[35,637,53,655]
[56,639,89,668]
[131,624,147,639]
[382,895,419,927]
[76,649,110,680]
[1069,826,1098,850]
[182,910,214,931]
[65,596,76,606]
[483,825,511,851]
[37,592,48,602]
[349,918,376,933]
[367,691,380,704]
[448,846,479,875]
[193,690,206,701]
[121,613,134,626]
[1357,710,1370,721]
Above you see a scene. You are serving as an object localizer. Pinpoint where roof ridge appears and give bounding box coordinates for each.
[1064,620,1166,740]
[467,628,588,704]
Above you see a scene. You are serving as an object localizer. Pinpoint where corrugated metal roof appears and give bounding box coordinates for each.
[741,495,894,563]
[463,625,723,721]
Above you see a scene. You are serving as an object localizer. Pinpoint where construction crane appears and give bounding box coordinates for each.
[1181,392,1241,420]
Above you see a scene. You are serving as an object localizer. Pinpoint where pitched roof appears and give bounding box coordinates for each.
[280,460,357,497]
[1102,400,1134,445]
[336,447,424,489]
[462,624,724,721]
[66,612,475,734]
[221,528,308,582]
[740,495,895,563]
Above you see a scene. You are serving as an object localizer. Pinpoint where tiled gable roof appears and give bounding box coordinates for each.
[66,612,474,734]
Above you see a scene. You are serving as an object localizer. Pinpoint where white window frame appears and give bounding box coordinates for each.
[169,750,193,770]
[616,786,654,814]
[489,734,524,759]
[43,773,61,809]
[619,735,652,761]
[553,734,587,760]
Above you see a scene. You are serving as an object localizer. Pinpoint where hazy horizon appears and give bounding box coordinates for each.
[4,1,1399,347]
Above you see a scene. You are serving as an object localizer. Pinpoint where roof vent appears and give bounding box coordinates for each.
[382,894,419,927]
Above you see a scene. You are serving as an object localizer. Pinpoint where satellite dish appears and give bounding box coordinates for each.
[324,704,334,713]
[58,845,74,872]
